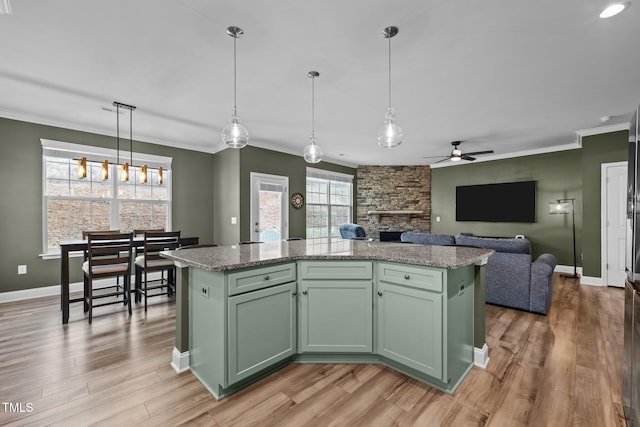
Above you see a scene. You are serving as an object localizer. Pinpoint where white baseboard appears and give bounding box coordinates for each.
[0,272,164,304]
[553,265,603,286]
[580,276,603,286]
[0,282,84,303]
[474,344,489,368]
[171,347,190,373]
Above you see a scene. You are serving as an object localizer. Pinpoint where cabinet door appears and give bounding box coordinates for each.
[377,281,443,380]
[228,282,296,385]
[300,280,373,353]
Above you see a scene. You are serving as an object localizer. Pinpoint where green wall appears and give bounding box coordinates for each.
[212,148,241,245]
[214,146,357,245]
[0,117,214,293]
[431,130,628,278]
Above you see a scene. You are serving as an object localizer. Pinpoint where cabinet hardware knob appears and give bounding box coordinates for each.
[264,275,270,280]
[404,274,410,280]
[292,291,297,296]
[302,290,308,295]
[377,291,383,296]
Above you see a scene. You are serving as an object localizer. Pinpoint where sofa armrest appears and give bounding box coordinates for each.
[529,253,557,314]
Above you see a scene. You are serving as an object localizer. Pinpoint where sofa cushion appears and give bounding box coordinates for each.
[400,232,455,246]
[454,234,531,254]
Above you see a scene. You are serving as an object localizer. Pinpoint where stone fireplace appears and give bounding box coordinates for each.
[356,165,431,239]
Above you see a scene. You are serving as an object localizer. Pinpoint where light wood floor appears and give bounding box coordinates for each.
[0,274,627,426]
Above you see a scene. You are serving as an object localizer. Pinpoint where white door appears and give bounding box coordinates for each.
[603,162,627,287]
[250,173,289,242]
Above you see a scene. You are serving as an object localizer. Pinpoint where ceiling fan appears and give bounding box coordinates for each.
[424,141,494,163]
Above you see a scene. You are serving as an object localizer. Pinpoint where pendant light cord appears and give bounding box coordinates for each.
[388,34,392,109]
[233,35,238,116]
[116,104,120,164]
[311,75,315,141]
[129,107,133,166]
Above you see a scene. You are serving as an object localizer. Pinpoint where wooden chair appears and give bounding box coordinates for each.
[133,228,164,237]
[81,229,123,300]
[134,230,181,311]
[83,232,133,324]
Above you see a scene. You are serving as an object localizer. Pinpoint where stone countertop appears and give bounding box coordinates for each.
[161,238,494,272]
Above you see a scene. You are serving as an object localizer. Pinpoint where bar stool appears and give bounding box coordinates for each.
[134,230,181,311]
[83,232,133,324]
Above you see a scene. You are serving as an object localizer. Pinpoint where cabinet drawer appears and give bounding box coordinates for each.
[299,261,373,280]
[228,263,296,296]
[377,262,443,293]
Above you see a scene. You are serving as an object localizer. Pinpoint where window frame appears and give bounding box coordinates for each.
[305,167,354,239]
[41,139,173,258]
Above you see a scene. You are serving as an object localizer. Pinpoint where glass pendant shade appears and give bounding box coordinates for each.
[139,165,148,184]
[222,115,249,148]
[120,162,129,182]
[101,160,109,180]
[77,157,87,179]
[304,137,323,163]
[377,107,404,148]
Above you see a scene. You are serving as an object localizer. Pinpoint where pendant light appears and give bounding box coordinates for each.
[304,71,323,164]
[77,157,87,179]
[221,26,249,149]
[101,160,109,180]
[377,26,404,148]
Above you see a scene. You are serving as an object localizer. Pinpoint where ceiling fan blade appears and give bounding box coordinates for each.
[433,157,452,164]
[462,156,476,161]
[462,150,494,156]
[422,155,449,158]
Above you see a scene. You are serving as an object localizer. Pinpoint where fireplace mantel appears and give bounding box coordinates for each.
[367,210,424,215]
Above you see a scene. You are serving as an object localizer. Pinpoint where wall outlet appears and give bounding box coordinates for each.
[231,216,237,225]
[18,265,27,275]
[436,216,441,222]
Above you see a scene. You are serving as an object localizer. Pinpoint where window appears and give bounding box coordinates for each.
[42,140,172,255]
[306,167,353,238]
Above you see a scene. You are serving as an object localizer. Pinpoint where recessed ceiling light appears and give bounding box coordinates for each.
[600,115,612,122]
[599,2,630,18]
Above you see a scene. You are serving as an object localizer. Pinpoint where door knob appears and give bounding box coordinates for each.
[302,290,308,295]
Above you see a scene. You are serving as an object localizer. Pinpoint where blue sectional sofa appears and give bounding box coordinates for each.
[400,232,557,315]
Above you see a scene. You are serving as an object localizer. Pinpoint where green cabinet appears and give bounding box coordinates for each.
[189,259,477,399]
[376,262,474,388]
[228,282,297,384]
[188,263,297,399]
[377,281,443,379]
[299,261,373,353]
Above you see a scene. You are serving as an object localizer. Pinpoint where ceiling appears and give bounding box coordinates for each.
[1,0,639,167]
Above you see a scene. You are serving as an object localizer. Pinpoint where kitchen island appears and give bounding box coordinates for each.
[162,238,493,399]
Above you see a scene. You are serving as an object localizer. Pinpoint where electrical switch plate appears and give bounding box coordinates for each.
[231,216,237,225]
[18,265,27,275]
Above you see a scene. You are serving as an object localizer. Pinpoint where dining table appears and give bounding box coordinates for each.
[59,236,199,324]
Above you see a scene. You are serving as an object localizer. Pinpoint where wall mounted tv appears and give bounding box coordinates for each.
[456,181,536,223]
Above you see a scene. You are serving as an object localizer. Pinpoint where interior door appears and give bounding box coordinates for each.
[250,173,289,242]
[604,162,628,287]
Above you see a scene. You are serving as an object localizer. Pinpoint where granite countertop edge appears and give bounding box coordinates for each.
[162,247,494,272]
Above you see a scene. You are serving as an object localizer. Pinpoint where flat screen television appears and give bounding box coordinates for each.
[456,181,536,222]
